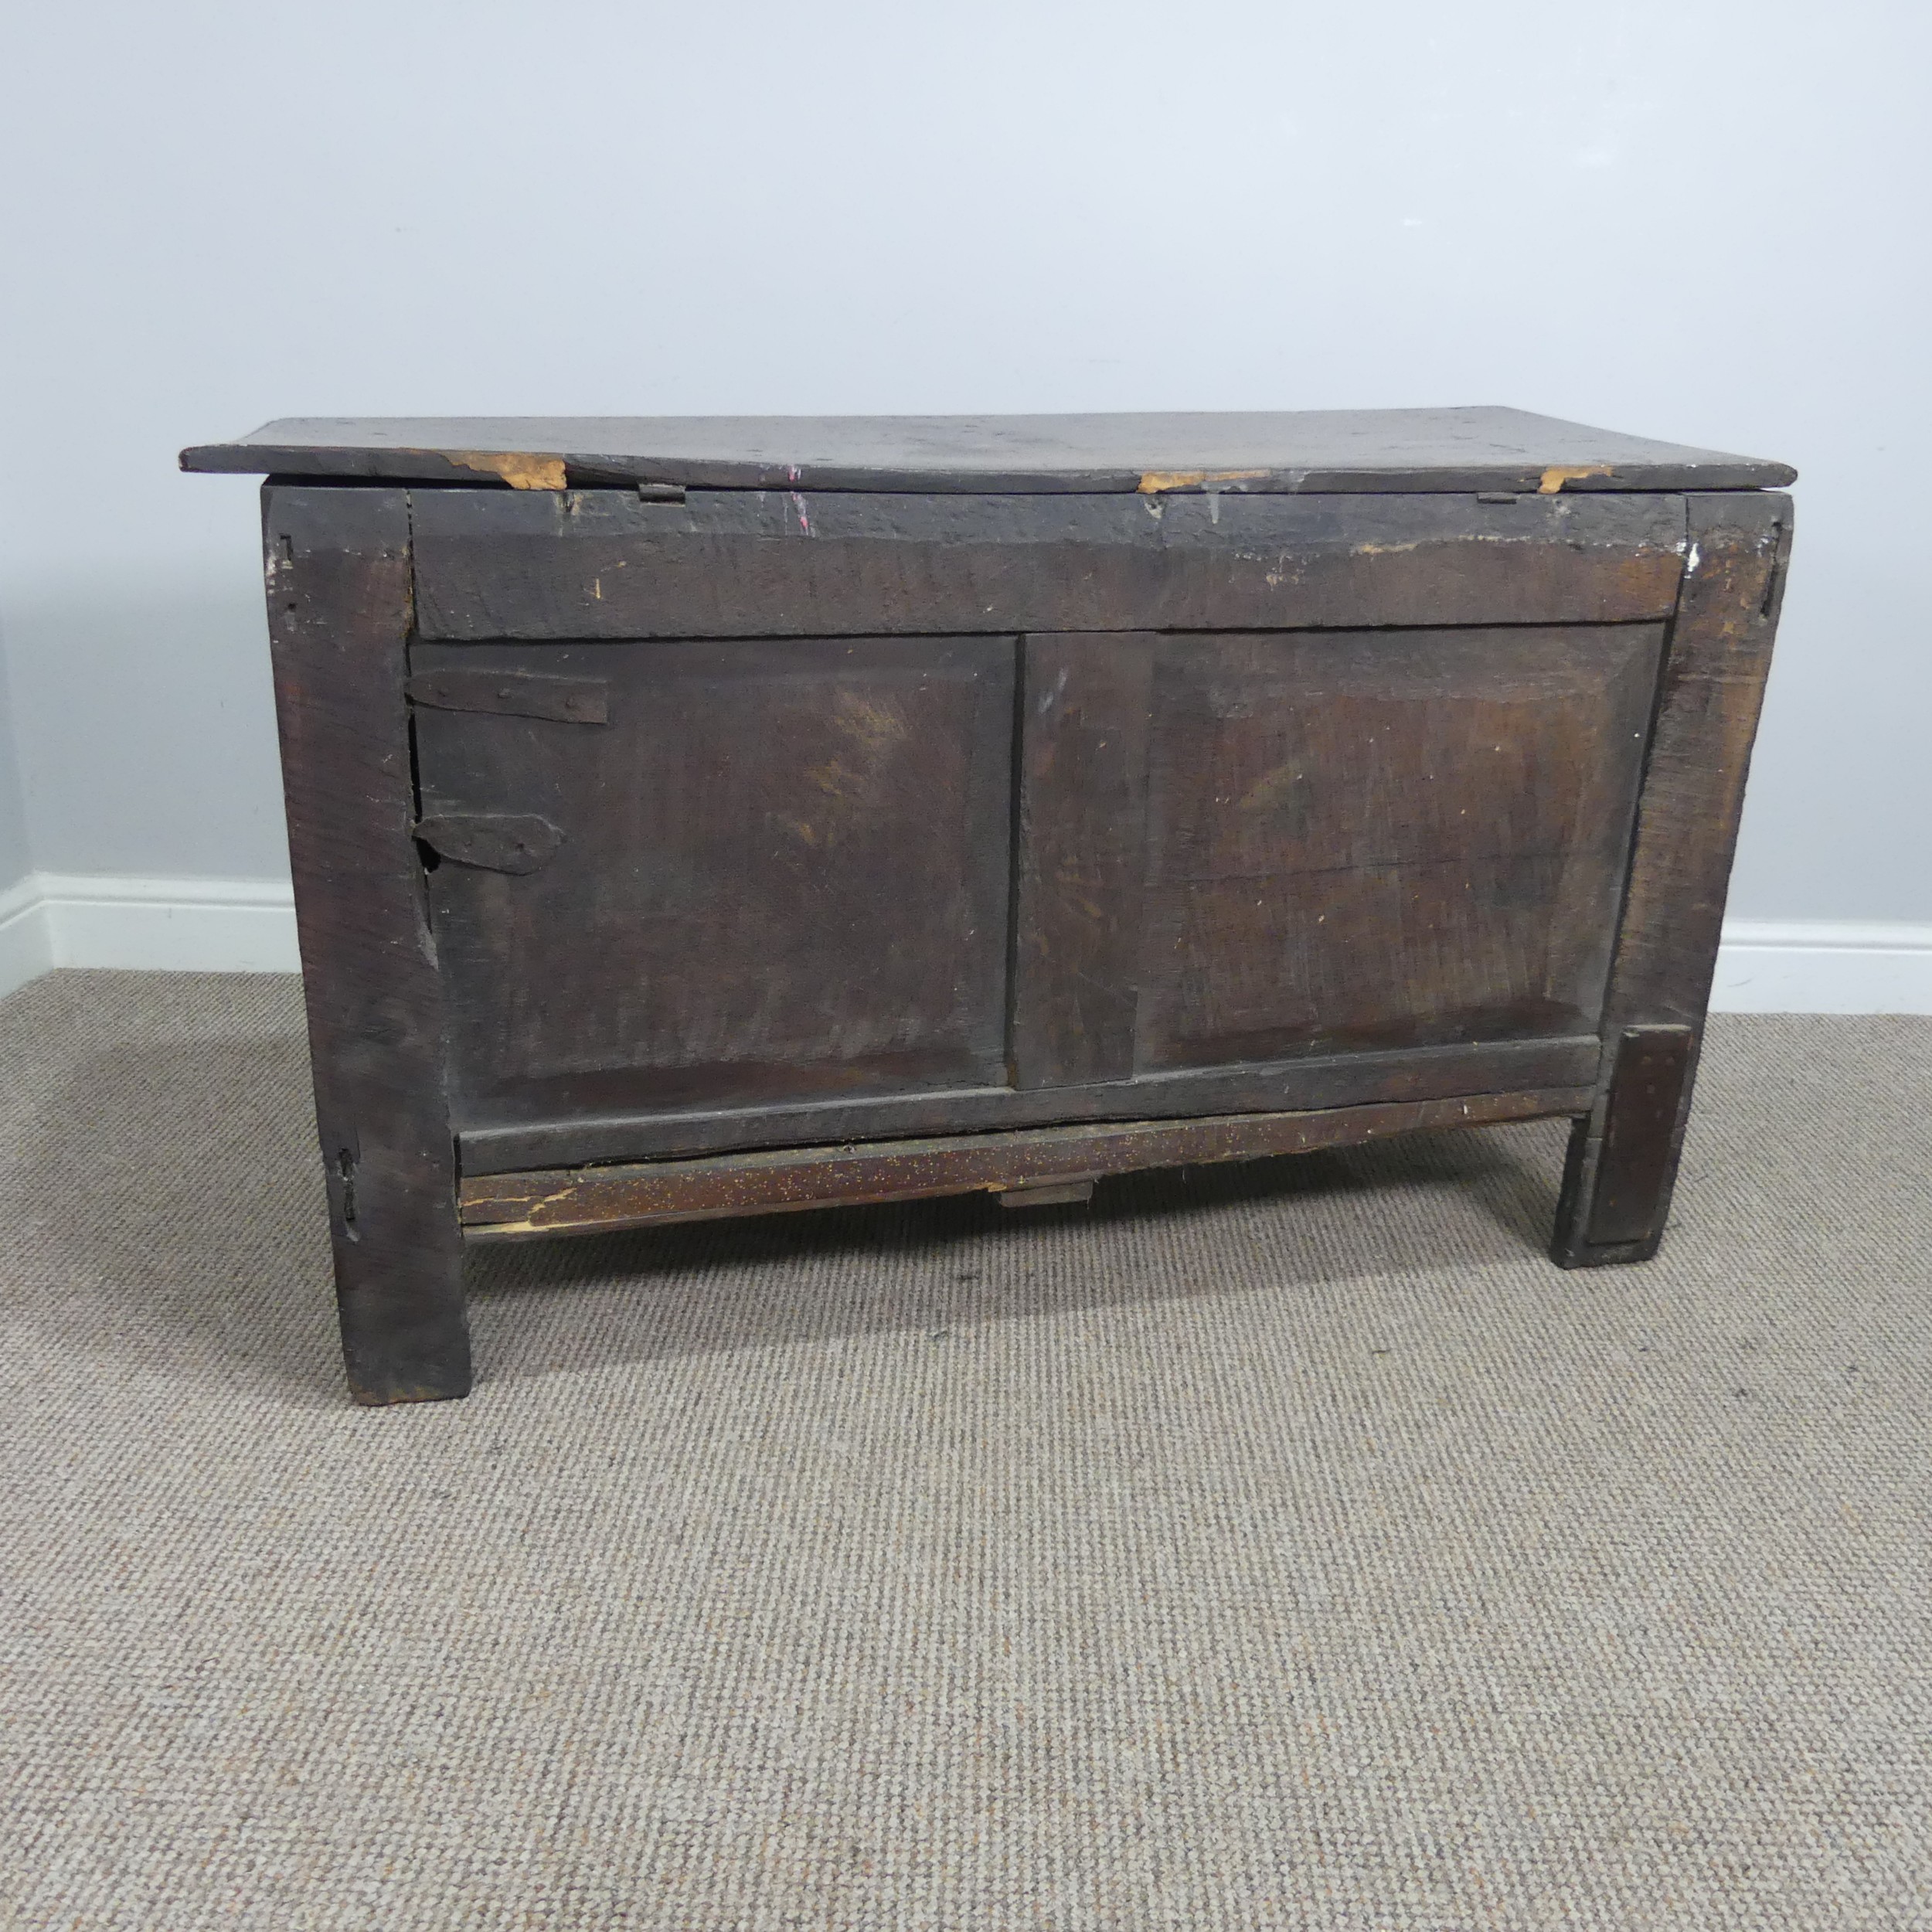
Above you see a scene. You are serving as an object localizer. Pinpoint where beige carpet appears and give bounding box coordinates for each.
[1,970,1928,1931]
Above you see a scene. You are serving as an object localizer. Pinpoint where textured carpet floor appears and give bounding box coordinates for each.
[0,971,1928,1931]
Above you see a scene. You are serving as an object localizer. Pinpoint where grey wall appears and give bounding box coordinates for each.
[2,2,1926,920]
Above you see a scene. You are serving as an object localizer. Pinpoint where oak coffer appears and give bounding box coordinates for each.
[183,409,1795,1404]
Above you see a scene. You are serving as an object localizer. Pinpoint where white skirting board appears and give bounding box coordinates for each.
[1,873,1930,1013]
[1710,920,1932,1015]
[0,872,301,998]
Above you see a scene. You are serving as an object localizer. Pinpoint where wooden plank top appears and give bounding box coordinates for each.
[182,406,1794,495]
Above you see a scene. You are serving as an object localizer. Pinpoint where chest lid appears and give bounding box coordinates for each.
[182,406,1793,495]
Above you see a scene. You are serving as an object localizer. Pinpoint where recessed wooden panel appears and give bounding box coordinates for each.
[413,636,1016,1128]
[1012,626,1662,1082]
[1135,626,1662,1065]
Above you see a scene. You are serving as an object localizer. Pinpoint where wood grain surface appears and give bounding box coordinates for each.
[409,488,1689,641]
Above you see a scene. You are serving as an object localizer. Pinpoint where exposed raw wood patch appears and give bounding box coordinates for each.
[1137,468,1271,494]
[1538,464,1614,494]
[447,450,568,490]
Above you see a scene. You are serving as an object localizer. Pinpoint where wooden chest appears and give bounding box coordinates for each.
[184,410,1794,1404]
